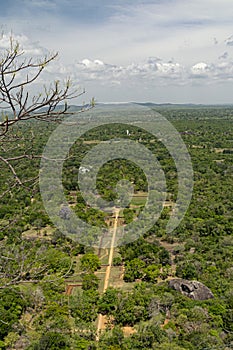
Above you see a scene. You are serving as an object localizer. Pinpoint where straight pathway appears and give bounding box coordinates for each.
[96,208,120,340]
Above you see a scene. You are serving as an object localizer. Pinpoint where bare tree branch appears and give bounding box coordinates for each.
[0,34,94,198]
[0,240,75,289]
[0,155,22,185]
[0,34,94,137]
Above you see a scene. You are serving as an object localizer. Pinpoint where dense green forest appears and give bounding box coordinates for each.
[0,106,232,349]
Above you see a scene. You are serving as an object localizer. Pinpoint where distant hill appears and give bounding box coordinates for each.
[36,104,91,113]
[96,102,233,109]
[133,102,233,108]
[23,102,233,115]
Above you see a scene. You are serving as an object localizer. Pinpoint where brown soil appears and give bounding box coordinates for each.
[122,326,136,337]
[65,283,82,296]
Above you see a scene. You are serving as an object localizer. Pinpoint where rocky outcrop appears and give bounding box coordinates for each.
[168,279,214,300]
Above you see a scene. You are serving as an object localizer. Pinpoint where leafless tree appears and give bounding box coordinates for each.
[0,239,74,289]
[0,34,93,196]
[0,35,90,135]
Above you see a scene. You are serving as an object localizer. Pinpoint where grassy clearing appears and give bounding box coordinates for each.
[22,226,55,240]
[130,192,147,207]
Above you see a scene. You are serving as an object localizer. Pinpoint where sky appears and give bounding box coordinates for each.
[1,0,233,103]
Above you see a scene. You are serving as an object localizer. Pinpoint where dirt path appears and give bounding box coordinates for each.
[96,208,119,340]
[65,283,82,296]
[99,248,109,262]
[103,208,119,292]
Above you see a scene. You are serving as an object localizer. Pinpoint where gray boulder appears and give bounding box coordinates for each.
[168,279,214,300]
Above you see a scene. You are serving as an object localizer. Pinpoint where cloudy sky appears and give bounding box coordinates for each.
[1,0,233,103]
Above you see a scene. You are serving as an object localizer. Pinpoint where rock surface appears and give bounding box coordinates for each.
[168,279,214,300]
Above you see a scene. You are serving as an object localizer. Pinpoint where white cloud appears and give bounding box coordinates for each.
[73,55,233,87]
[2,30,233,99]
[72,57,185,84]
[3,0,233,66]
[2,1,233,102]
[191,62,212,77]
[78,59,109,70]
[0,32,48,57]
